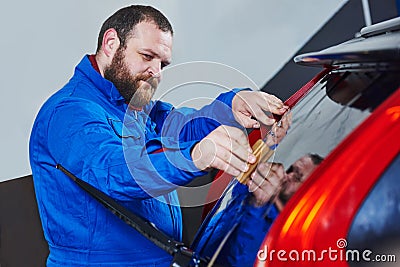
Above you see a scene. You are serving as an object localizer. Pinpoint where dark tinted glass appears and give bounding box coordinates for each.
[347,153,400,266]
[275,69,400,166]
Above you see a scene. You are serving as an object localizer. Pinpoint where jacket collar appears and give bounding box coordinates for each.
[75,55,125,104]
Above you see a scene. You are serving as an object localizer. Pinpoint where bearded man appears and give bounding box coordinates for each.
[29,5,288,266]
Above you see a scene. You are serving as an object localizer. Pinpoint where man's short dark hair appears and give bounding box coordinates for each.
[308,153,324,165]
[96,5,173,52]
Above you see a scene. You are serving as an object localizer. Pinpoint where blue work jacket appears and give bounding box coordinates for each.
[29,55,245,266]
[194,183,279,266]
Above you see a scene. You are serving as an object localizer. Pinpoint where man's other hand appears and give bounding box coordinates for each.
[191,125,256,177]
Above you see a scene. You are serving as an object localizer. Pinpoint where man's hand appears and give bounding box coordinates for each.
[265,111,292,147]
[247,162,286,207]
[191,125,256,177]
[232,91,288,128]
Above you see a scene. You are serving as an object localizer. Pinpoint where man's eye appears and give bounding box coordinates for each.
[142,54,153,60]
[294,173,303,182]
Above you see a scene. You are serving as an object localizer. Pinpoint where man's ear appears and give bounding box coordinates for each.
[101,28,120,57]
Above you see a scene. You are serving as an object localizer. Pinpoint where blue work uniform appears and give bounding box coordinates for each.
[29,55,245,266]
[195,183,279,267]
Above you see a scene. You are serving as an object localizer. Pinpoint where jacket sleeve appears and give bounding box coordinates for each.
[149,88,250,142]
[47,98,206,201]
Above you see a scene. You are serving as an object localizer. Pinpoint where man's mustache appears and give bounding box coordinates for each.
[137,74,159,90]
[146,76,159,89]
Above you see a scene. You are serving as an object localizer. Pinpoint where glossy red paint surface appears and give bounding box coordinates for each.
[255,86,400,267]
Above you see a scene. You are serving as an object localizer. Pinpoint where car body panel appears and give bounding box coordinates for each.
[254,16,400,267]
[255,85,400,267]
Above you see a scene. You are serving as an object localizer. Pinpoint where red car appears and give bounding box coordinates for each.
[202,17,400,267]
[255,16,400,266]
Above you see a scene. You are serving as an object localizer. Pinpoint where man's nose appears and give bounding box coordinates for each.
[147,61,162,81]
[285,172,295,182]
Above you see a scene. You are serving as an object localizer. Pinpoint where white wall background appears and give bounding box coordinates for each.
[0,0,348,182]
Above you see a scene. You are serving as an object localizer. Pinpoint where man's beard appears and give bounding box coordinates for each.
[104,48,159,108]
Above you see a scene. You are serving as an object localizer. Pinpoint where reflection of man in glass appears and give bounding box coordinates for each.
[274,153,324,211]
[195,153,323,266]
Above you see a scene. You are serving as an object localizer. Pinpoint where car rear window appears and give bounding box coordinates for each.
[274,68,400,166]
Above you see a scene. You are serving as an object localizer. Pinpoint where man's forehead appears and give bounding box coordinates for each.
[294,156,314,169]
[130,21,173,59]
